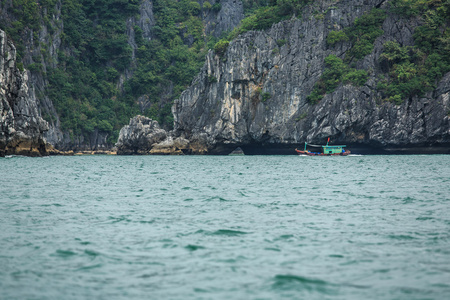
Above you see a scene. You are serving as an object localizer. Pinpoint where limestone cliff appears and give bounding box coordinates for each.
[203,0,245,38]
[168,0,450,154]
[0,30,49,156]
[1,0,247,154]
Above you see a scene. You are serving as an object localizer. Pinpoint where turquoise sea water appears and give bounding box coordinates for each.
[1,155,450,299]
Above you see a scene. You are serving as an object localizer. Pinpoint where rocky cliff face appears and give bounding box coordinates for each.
[0,30,49,156]
[1,0,72,151]
[1,0,247,154]
[166,0,450,154]
[30,1,66,149]
[203,0,245,38]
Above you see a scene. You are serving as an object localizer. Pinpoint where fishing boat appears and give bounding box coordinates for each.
[295,138,350,156]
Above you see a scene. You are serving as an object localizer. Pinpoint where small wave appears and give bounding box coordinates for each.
[272,274,331,292]
[388,234,416,240]
[76,263,102,271]
[53,249,77,257]
[275,234,294,241]
[416,216,433,221]
[274,274,328,285]
[13,209,31,212]
[185,244,205,251]
[431,283,450,288]
[238,190,248,197]
[138,272,158,278]
[211,229,249,236]
[139,220,155,224]
[203,196,234,202]
[41,203,63,207]
[374,268,390,273]
[402,196,415,204]
[264,247,281,252]
[84,249,100,257]
[108,216,131,223]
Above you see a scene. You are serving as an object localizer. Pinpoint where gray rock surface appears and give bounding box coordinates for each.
[0,30,49,156]
[116,115,170,154]
[116,115,196,155]
[203,0,245,38]
[33,1,65,148]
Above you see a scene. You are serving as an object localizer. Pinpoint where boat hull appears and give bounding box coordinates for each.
[295,149,351,156]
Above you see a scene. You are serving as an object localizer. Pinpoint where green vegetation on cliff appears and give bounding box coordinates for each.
[122,0,208,128]
[0,0,58,63]
[2,0,449,145]
[214,0,312,55]
[45,0,140,143]
[309,8,385,104]
[1,0,209,143]
[54,0,208,139]
[311,1,449,105]
[377,0,450,103]
[1,0,316,142]
[307,55,368,104]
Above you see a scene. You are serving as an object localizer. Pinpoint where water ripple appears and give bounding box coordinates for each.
[1,155,450,299]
